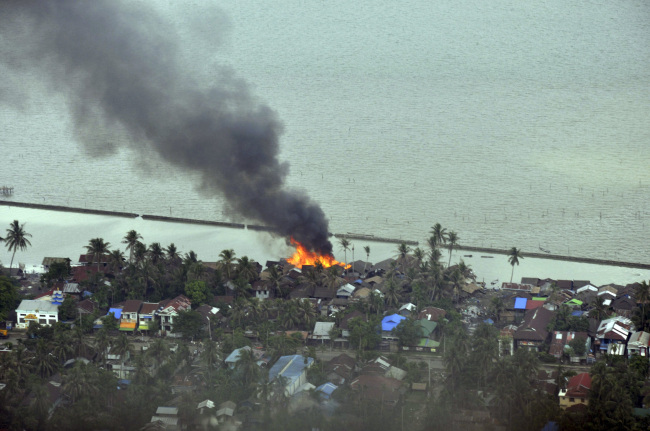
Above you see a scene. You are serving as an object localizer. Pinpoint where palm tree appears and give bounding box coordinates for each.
[384,278,400,308]
[236,347,261,388]
[33,339,57,378]
[396,242,411,273]
[589,296,609,321]
[219,249,236,280]
[446,231,459,268]
[338,237,351,264]
[122,230,143,264]
[491,296,505,322]
[5,220,32,272]
[363,246,370,273]
[148,242,164,265]
[430,223,447,248]
[507,247,523,283]
[112,333,133,379]
[237,256,258,282]
[107,249,125,274]
[85,237,110,272]
[635,281,650,331]
[165,243,180,263]
[266,265,284,298]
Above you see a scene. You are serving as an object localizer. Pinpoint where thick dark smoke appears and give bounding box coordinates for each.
[0,0,333,255]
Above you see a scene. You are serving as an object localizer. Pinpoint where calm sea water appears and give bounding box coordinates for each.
[1,0,649,262]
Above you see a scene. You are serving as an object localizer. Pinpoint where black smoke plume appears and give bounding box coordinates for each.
[0,0,333,255]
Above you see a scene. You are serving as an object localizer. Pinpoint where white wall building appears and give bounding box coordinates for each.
[16,300,60,328]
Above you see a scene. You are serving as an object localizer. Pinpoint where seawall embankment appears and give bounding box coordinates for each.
[455,245,650,270]
[0,200,138,218]
[3,200,647,269]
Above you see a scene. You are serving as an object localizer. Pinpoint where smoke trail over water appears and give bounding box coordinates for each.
[0,0,333,255]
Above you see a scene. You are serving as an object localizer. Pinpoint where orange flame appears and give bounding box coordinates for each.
[286,238,350,269]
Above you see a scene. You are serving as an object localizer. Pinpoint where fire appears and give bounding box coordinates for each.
[286,238,350,269]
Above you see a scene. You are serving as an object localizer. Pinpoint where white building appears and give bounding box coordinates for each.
[16,300,60,328]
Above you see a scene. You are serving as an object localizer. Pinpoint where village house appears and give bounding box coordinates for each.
[325,353,356,385]
[311,321,335,344]
[549,331,590,362]
[350,374,404,408]
[513,307,554,351]
[627,331,650,357]
[119,300,142,332]
[15,299,59,328]
[157,295,192,335]
[138,302,160,332]
[559,373,591,410]
[268,354,314,397]
[595,316,635,355]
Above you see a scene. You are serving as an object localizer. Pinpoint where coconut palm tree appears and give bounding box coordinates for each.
[85,237,110,272]
[33,339,57,378]
[589,296,609,321]
[237,347,261,388]
[219,249,236,280]
[384,278,400,309]
[446,231,459,268]
[4,220,32,272]
[491,296,505,322]
[112,333,133,379]
[107,249,125,274]
[363,246,370,273]
[430,223,447,248]
[237,256,258,282]
[122,230,143,264]
[148,242,165,265]
[165,243,180,263]
[635,281,650,331]
[396,242,411,273]
[507,247,523,283]
[338,237,351,264]
[266,264,284,298]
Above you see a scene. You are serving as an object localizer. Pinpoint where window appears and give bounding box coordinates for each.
[581,398,585,402]
[569,398,575,403]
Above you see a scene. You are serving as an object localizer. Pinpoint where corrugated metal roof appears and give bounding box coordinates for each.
[269,355,313,386]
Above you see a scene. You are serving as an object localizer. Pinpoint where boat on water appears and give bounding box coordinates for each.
[539,245,551,253]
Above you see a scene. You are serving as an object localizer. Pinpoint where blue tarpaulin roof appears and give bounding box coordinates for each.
[571,310,584,317]
[514,297,528,310]
[483,318,494,325]
[108,308,122,319]
[381,314,406,331]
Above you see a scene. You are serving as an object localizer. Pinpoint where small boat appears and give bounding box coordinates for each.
[490,279,498,285]
[539,246,551,253]
[463,254,473,258]
[481,255,493,258]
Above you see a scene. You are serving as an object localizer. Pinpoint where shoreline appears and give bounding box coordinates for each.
[1,199,649,271]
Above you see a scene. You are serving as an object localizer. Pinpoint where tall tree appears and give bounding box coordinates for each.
[85,237,110,272]
[507,247,523,283]
[122,230,143,264]
[430,223,447,248]
[446,231,459,268]
[219,249,236,280]
[338,237,351,263]
[635,280,650,331]
[396,242,411,273]
[5,220,32,273]
[363,245,370,273]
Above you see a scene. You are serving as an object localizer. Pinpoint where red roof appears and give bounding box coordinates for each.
[122,300,143,313]
[526,300,545,310]
[71,265,103,283]
[139,302,160,315]
[566,373,591,398]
